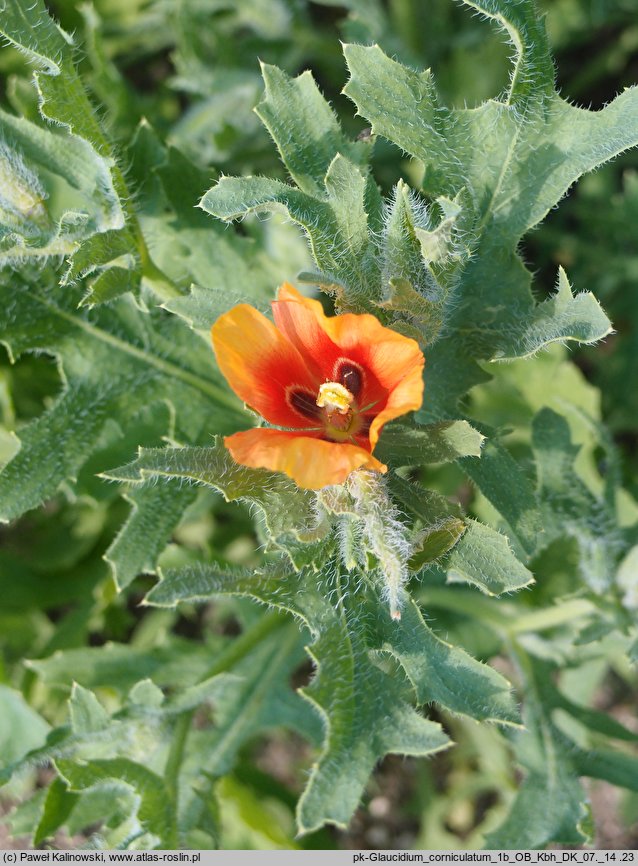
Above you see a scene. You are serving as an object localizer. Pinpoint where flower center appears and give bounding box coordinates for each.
[315,381,360,438]
[316,381,354,415]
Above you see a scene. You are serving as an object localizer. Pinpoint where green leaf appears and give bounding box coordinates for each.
[377,183,468,345]
[446,519,535,595]
[148,563,452,834]
[0,276,244,524]
[343,44,456,195]
[484,755,589,849]
[105,484,199,591]
[0,684,50,769]
[0,382,111,523]
[532,407,622,592]
[62,228,134,285]
[485,654,591,849]
[572,747,638,793]
[0,0,123,205]
[458,0,554,106]
[82,265,139,307]
[103,441,321,558]
[144,561,254,609]
[0,0,190,312]
[342,39,622,364]
[377,278,444,344]
[165,676,237,715]
[409,518,467,568]
[375,599,520,725]
[194,627,322,778]
[55,757,177,848]
[255,63,369,199]
[200,176,329,248]
[33,777,79,846]
[459,433,542,557]
[60,227,141,308]
[492,267,613,361]
[385,475,466,567]
[145,560,524,831]
[145,140,311,316]
[128,679,165,709]
[297,603,448,833]
[200,64,379,309]
[68,684,109,735]
[344,40,638,241]
[156,210,309,331]
[27,642,212,692]
[200,162,376,309]
[0,108,123,263]
[376,420,484,466]
[553,692,638,745]
[0,0,72,75]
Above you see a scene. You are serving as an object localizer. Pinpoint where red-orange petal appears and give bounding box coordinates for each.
[368,361,424,448]
[224,428,387,490]
[272,283,342,382]
[274,283,425,403]
[211,303,320,428]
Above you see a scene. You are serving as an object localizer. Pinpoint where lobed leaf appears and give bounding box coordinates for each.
[0,685,51,770]
[376,420,484,466]
[105,485,199,591]
[103,441,320,556]
[146,558,522,830]
[0,275,244,543]
[532,407,622,592]
[342,39,620,374]
[0,108,123,264]
[374,599,520,725]
[446,519,535,595]
[255,63,369,199]
[459,433,542,557]
[55,758,177,848]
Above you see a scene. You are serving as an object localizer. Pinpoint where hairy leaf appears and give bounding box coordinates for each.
[342,34,618,373]
[103,441,320,557]
[146,558,521,830]
[446,519,535,595]
[376,420,484,466]
[374,599,520,725]
[0,685,50,769]
[459,433,542,557]
[0,109,122,263]
[532,407,622,592]
[55,758,177,848]
[0,277,245,561]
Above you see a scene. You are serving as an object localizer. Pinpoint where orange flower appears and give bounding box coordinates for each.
[211,283,425,490]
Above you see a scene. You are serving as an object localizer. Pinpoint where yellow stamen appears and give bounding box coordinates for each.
[316,381,354,415]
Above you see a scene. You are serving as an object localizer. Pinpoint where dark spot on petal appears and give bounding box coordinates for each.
[335,360,364,398]
[288,388,320,420]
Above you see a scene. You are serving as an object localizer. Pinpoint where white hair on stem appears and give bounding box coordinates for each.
[346,470,412,620]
